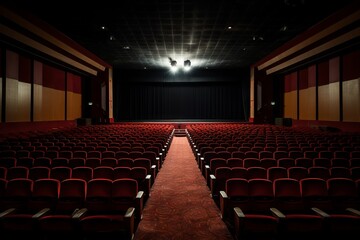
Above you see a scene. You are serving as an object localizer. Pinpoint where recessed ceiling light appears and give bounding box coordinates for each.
[123,46,130,49]
[280,25,288,31]
[227,26,232,30]
[109,35,115,41]
[101,26,106,30]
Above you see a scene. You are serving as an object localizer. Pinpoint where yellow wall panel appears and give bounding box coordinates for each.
[34,84,65,121]
[5,78,31,122]
[33,84,44,121]
[299,87,316,120]
[318,83,340,121]
[343,78,360,122]
[67,92,82,120]
[284,91,297,119]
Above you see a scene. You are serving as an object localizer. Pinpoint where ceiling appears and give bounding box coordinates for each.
[2,0,356,70]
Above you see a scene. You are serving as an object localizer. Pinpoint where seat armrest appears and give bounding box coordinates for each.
[32,208,51,219]
[125,207,135,218]
[270,208,286,219]
[136,191,144,199]
[0,208,16,218]
[72,208,88,219]
[346,208,360,216]
[220,191,228,199]
[234,207,245,218]
[311,207,330,218]
[220,191,229,219]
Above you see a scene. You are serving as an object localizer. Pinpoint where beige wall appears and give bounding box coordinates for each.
[67,92,82,120]
[299,87,316,120]
[343,78,360,122]
[34,85,65,121]
[318,82,340,121]
[6,78,31,122]
[284,91,297,119]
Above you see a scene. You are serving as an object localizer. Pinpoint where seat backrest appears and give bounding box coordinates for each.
[247,167,267,179]
[295,157,313,168]
[7,166,29,180]
[56,178,86,212]
[29,179,60,210]
[308,167,330,180]
[273,178,303,212]
[101,158,118,168]
[2,178,33,211]
[29,166,51,181]
[267,167,288,181]
[113,167,132,179]
[248,178,274,212]
[16,157,34,168]
[93,166,114,180]
[72,166,93,182]
[85,179,113,212]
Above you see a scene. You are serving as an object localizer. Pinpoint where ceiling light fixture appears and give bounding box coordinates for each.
[184,60,191,67]
[168,57,177,67]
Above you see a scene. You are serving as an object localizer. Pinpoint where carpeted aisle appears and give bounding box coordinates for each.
[133,137,234,240]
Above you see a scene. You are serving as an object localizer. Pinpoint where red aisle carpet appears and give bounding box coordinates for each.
[134,137,234,240]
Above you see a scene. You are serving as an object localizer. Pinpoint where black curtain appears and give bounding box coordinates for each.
[114,81,249,121]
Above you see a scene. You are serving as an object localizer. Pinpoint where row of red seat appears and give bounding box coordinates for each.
[0,124,175,238]
[221,177,360,239]
[186,123,360,239]
[0,178,143,239]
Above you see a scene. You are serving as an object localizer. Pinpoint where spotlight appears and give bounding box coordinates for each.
[184,60,191,67]
[168,57,177,67]
[170,60,177,66]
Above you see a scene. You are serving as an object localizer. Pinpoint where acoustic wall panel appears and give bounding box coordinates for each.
[66,72,82,120]
[318,58,340,121]
[299,66,316,120]
[342,78,360,122]
[34,62,65,121]
[342,51,360,122]
[5,51,31,122]
[284,72,297,119]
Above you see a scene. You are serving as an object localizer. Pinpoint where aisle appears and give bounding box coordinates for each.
[133,136,234,240]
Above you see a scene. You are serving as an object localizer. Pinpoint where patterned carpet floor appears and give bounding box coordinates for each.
[133,136,234,240]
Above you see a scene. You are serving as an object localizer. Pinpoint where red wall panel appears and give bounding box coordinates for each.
[318,61,329,86]
[6,50,18,79]
[19,56,31,83]
[43,64,65,90]
[67,72,82,94]
[343,50,360,82]
[308,65,316,87]
[329,57,339,83]
[299,69,308,90]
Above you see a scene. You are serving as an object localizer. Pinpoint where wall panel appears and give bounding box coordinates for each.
[342,51,360,122]
[34,63,65,121]
[66,72,81,120]
[5,51,31,122]
[318,58,340,121]
[299,87,316,120]
[342,78,360,122]
[284,72,297,119]
[318,83,340,121]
